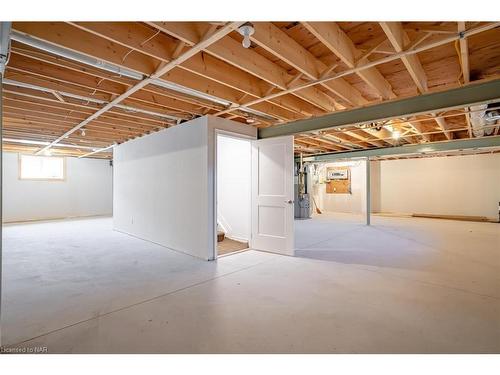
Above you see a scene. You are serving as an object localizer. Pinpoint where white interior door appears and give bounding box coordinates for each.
[251,136,294,255]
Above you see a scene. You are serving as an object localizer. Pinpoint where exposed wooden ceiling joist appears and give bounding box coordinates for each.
[147,21,339,112]
[303,22,396,100]
[379,21,428,93]
[35,21,244,154]
[2,21,499,158]
[457,22,470,84]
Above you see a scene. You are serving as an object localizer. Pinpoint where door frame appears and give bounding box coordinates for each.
[212,129,255,260]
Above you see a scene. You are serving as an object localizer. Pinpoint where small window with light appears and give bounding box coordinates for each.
[19,154,65,181]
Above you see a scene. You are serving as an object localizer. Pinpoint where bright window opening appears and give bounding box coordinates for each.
[19,155,65,180]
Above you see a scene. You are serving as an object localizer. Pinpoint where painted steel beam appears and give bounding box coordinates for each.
[0,22,12,74]
[301,136,500,162]
[365,157,371,226]
[0,21,11,349]
[259,79,500,139]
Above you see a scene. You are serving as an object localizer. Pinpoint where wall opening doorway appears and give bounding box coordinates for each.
[305,159,370,224]
[215,132,252,257]
[294,157,371,258]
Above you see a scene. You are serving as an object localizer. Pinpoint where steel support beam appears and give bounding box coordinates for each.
[301,136,500,162]
[0,65,3,348]
[0,21,11,348]
[0,22,11,74]
[366,157,371,226]
[259,79,500,139]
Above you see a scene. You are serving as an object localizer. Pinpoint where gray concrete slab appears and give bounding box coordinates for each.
[2,214,499,353]
[1,217,278,346]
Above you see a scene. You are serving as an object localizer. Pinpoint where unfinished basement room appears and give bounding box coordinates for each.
[1,3,500,367]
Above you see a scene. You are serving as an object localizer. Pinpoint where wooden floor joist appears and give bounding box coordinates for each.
[1,21,499,158]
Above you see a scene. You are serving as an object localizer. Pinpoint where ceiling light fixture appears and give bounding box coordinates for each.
[81,128,86,136]
[238,23,255,49]
[392,130,401,140]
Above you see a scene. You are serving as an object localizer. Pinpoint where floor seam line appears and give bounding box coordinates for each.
[372,225,500,270]
[358,265,500,300]
[6,255,277,347]
[296,225,365,249]
[319,259,500,301]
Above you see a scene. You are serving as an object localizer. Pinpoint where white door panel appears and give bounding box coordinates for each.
[251,136,294,255]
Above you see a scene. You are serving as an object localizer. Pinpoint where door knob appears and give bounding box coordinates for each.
[286,200,294,204]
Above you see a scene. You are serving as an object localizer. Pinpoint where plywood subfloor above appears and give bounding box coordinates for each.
[5,22,500,159]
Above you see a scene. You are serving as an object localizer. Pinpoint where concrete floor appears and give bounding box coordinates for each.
[2,213,499,353]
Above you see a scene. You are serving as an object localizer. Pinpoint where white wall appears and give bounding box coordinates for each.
[113,116,256,260]
[113,117,210,260]
[216,135,251,242]
[373,153,500,219]
[2,152,112,222]
[312,160,367,214]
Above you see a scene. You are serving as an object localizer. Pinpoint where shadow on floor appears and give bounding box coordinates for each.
[294,248,433,270]
[294,215,436,270]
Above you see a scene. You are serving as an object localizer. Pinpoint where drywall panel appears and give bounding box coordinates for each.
[2,152,112,222]
[113,115,257,260]
[375,153,500,219]
[216,135,251,242]
[113,117,210,260]
[312,160,367,214]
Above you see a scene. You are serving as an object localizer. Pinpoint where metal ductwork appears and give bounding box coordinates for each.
[3,78,181,121]
[78,143,116,158]
[238,106,278,121]
[0,22,12,75]
[10,30,278,122]
[2,137,98,150]
[10,31,144,80]
[469,103,500,137]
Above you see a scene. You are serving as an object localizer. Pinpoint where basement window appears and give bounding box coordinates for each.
[19,154,65,181]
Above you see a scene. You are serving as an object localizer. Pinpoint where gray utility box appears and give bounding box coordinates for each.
[294,184,311,219]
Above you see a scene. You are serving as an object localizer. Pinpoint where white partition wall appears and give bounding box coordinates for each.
[113,116,256,260]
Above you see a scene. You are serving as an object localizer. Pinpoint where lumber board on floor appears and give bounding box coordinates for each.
[412,213,495,223]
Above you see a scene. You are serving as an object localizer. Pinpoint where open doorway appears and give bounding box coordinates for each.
[294,157,371,255]
[215,132,252,257]
[307,159,369,223]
